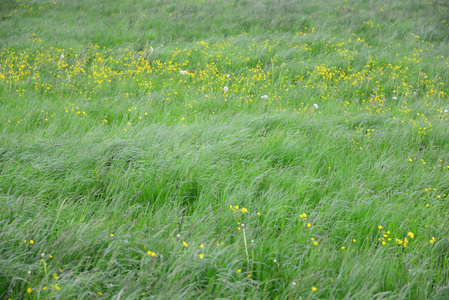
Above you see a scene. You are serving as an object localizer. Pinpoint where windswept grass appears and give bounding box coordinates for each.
[1,0,449,299]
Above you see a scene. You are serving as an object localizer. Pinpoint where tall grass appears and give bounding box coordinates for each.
[1,0,449,298]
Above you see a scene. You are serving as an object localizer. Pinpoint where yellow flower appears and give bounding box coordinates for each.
[200,243,204,249]
[199,253,204,259]
[408,232,414,239]
[247,274,252,278]
[98,291,103,296]
[312,287,317,292]
[182,241,188,247]
[30,240,34,244]
[307,223,311,228]
[353,239,356,242]
[257,212,261,216]
[241,208,248,213]
[378,225,383,229]
[27,288,32,293]
[237,269,241,273]
[341,246,346,250]
[43,287,47,290]
[110,233,114,237]
[313,241,318,246]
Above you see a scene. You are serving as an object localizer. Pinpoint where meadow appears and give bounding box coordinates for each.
[1,0,449,298]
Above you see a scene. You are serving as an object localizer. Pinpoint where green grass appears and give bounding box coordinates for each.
[1,0,449,298]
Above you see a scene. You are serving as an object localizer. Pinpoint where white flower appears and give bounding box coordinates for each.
[176,233,181,238]
[313,103,319,109]
[444,109,448,114]
[59,54,65,60]
[179,70,188,75]
[392,96,397,100]
[226,74,230,79]
[41,253,45,258]
[261,95,268,100]
[223,86,229,92]
[149,47,154,53]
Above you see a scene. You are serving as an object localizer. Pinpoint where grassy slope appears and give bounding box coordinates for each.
[1,0,449,299]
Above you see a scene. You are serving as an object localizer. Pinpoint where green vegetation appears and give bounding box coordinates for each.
[1,0,449,298]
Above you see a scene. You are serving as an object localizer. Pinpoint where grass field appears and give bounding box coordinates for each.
[1,0,449,298]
